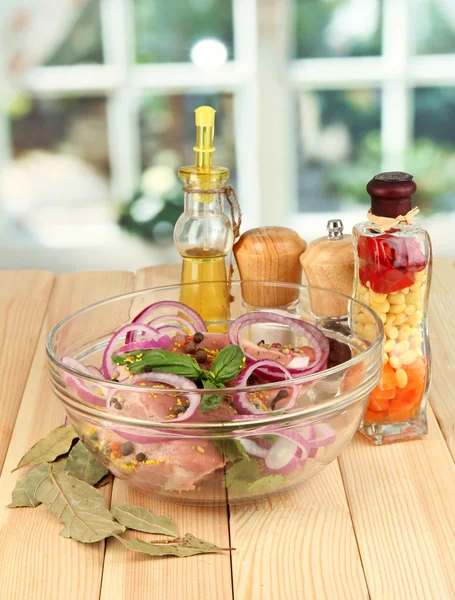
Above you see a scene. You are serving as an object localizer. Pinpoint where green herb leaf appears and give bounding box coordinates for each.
[65,441,109,485]
[13,425,79,471]
[112,505,179,536]
[212,439,250,462]
[199,394,222,412]
[34,465,125,543]
[224,459,261,488]
[246,474,285,493]
[114,533,222,557]
[210,345,245,383]
[8,463,51,508]
[113,350,202,379]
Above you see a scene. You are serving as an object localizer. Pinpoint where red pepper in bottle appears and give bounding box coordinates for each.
[353,172,432,444]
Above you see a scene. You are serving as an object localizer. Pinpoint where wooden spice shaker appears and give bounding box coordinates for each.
[234,226,307,307]
[300,219,354,317]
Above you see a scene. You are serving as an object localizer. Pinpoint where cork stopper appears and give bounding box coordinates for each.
[234,226,307,307]
[367,171,417,218]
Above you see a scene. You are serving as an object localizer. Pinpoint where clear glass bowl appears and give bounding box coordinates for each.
[47,281,383,505]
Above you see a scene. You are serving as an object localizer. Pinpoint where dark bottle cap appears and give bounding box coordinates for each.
[366,171,417,218]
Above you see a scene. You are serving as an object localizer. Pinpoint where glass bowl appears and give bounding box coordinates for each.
[47,281,383,505]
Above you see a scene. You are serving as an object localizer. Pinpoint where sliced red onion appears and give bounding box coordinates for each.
[102,323,159,379]
[147,315,197,335]
[116,335,172,354]
[61,356,106,407]
[106,372,200,423]
[310,423,336,448]
[228,312,329,376]
[86,365,104,378]
[265,430,311,475]
[233,359,297,415]
[127,301,206,343]
[302,425,318,458]
[237,438,268,458]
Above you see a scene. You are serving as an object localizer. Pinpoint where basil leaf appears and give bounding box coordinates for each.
[212,439,250,462]
[113,350,202,380]
[200,394,222,413]
[210,345,245,383]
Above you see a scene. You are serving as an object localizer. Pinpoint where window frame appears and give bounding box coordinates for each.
[1,0,455,228]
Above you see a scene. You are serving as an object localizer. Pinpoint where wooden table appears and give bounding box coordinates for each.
[0,260,454,600]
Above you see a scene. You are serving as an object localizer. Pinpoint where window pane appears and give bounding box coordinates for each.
[45,0,103,65]
[134,0,234,63]
[10,96,109,175]
[296,89,382,212]
[413,0,455,55]
[294,0,382,58]
[122,93,235,243]
[412,88,455,213]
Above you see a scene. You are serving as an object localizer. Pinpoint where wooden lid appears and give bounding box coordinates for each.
[367,172,417,218]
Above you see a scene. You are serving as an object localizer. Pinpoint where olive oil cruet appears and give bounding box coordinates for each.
[174,106,239,330]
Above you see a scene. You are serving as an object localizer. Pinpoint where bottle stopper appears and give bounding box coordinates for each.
[234,226,307,307]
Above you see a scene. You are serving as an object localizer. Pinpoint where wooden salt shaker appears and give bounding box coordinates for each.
[233,226,307,307]
[300,219,354,317]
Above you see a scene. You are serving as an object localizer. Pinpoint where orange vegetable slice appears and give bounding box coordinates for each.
[364,408,388,422]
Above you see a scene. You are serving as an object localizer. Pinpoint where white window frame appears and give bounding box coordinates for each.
[1,0,455,230]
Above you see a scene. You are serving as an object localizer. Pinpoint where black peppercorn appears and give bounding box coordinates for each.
[143,364,153,372]
[119,441,135,456]
[135,452,146,462]
[183,340,196,354]
[193,332,204,344]
[195,348,208,363]
[171,404,186,415]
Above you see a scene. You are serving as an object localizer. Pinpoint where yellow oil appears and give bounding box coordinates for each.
[179,250,229,332]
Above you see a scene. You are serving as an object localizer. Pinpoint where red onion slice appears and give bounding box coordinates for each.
[116,335,172,354]
[147,315,198,335]
[61,356,106,407]
[237,438,268,458]
[264,430,311,475]
[86,365,104,378]
[310,423,336,448]
[228,312,329,376]
[233,359,297,415]
[127,301,206,343]
[106,372,200,423]
[102,323,159,379]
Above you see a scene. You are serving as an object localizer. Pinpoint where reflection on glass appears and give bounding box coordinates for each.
[45,0,103,66]
[134,0,233,63]
[413,0,455,55]
[294,0,382,58]
[296,89,381,211]
[10,96,109,175]
[412,88,455,212]
[119,94,235,244]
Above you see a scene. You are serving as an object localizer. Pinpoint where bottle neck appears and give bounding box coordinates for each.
[183,191,224,216]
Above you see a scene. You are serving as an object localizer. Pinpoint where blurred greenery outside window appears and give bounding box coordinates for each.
[5,0,455,246]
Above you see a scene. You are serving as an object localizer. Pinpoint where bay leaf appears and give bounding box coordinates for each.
[8,463,50,508]
[65,441,109,485]
[13,425,79,471]
[112,504,179,536]
[114,533,222,557]
[34,465,125,543]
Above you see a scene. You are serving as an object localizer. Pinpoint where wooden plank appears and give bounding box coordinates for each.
[230,462,369,599]
[0,271,55,471]
[428,257,455,460]
[339,407,455,599]
[100,264,233,600]
[0,271,134,600]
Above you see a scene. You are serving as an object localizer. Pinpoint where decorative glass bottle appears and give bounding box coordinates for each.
[174,106,236,330]
[353,172,432,444]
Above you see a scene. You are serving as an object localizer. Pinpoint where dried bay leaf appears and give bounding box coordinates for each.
[112,504,179,536]
[114,532,222,557]
[8,463,51,508]
[14,425,79,471]
[35,466,125,543]
[65,441,109,485]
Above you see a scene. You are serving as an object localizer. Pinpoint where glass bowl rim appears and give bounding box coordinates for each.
[46,280,383,428]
